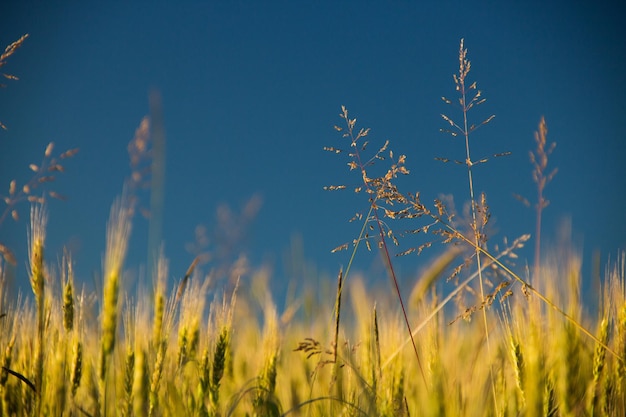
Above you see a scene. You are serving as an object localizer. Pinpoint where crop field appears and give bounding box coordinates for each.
[1,36,625,417]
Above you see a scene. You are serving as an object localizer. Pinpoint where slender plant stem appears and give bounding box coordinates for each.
[343,113,427,387]
[457,47,498,410]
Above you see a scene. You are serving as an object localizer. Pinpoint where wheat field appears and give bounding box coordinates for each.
[1,36,625,417]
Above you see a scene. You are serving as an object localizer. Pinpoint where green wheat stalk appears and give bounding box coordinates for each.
[99,195,132,416]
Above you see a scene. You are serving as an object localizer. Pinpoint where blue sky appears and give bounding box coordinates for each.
[1,1,625,300]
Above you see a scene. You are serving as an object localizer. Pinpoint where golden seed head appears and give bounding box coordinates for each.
[44,142,54,157]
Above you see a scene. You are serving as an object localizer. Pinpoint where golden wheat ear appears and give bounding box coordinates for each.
[98,194,132,415]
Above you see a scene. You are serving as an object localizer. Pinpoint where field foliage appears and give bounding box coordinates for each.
[1,36,625,417]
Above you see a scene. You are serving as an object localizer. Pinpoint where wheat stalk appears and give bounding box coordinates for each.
[99,195,132,416]
[28,203,47,412]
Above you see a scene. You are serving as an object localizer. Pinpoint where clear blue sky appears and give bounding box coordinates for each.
[1,1,625,300]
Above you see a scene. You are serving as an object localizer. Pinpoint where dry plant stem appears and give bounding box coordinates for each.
[458,61,489,350]
[338,108,427,387]
[447,38,497,409]
[371,205,427,386]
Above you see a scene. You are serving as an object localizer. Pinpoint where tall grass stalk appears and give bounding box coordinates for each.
[328,106,426,386]
[440,38,498,409]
